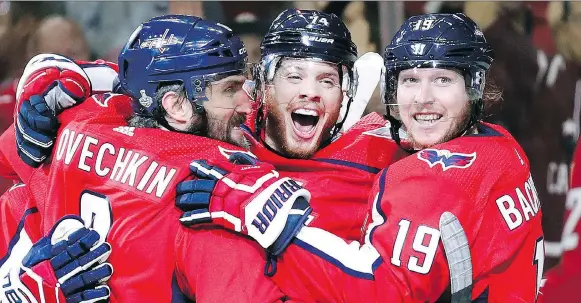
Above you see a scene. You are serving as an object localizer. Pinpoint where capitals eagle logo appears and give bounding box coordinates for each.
[417,149,477,171]
[91,93,119,107]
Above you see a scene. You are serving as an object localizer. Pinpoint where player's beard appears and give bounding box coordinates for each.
[407,101,472,150]
[184,113,208,137]
[206,111,247,147]
[264,91,336,159]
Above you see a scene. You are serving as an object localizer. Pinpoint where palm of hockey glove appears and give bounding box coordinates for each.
[16,95,60,168]
[19,216,113,303]
[176,152,312,256]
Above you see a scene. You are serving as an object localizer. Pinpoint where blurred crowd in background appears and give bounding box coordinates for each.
[0,0,578,274]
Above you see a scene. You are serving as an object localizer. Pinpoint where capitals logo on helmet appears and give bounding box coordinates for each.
[118,15,248,117]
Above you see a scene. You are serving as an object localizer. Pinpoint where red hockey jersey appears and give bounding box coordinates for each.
[541,141,581,303]
[269,123,545,303]
[0,92,409,302]
[250,113,409,241]
[174,113,410,299]
[0,184,40,262]
[0,94,283,302]
[0,79,19,195]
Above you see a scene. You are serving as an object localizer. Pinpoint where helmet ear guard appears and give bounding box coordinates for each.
[378,65,404,145]
[341,63,355,98]
[263,55,281,84]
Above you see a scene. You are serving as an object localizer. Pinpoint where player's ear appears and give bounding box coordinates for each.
[162,91,193,123]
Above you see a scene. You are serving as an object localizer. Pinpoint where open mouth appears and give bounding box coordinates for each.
[291,108,320,139]
[413,113,443,125]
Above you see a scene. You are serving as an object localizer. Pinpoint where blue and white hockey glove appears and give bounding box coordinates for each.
[18,216,113,303]
[16,95,60,168]
[176,152,312,257]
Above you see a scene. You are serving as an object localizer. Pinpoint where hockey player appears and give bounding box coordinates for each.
[177,7,407,246]
[178,13,545,302]
[174,9,408,297]
[251,9,357,159]
[8,10,407,302]
[0,15,288,303]
[0,58,118,303]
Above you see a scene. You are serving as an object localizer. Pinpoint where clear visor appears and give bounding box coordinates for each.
[190,62,255,110]
[259,57,348,111]
[263,56,351,94]
[193,62,254,88]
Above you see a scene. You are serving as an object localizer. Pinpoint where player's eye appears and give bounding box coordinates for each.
[284,74,303,83]
[401,77,419,84]
[223,84,241,96]
[319,78,338,89]
[434,77,452,85]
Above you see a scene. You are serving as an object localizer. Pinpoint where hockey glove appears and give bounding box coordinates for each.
[18,216,113,303]
[15,54,93,168]
[17,54,92,113]
[16,95,60,168]
[176,152,312,256]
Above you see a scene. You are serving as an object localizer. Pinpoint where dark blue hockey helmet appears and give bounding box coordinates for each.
[258,9,358,95]
[381,13,494,138]
[261,9,357,68]
[118,15,249,117]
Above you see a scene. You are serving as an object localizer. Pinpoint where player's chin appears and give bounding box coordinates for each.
[410,131,446,149]
[283,133,319,159]
[287,142,319,159]
[288,128,330,158]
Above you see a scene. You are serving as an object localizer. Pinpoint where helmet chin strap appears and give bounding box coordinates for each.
[193,101,206,114]
[385,112,404,147]
[324,93,353,146]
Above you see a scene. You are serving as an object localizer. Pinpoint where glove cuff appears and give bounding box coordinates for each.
[268,196,311,256]
[263,197,311,277]
[245,177,311,248]
[20,260,64,302]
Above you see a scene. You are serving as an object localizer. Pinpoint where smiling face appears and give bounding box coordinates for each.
[264,58,344,159]
[396,67,472,149]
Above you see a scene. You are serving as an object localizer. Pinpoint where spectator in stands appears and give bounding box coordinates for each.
[0,12,88,195]
[0,2,64,84]
[27,15,90,61]
[0,1,8,39]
